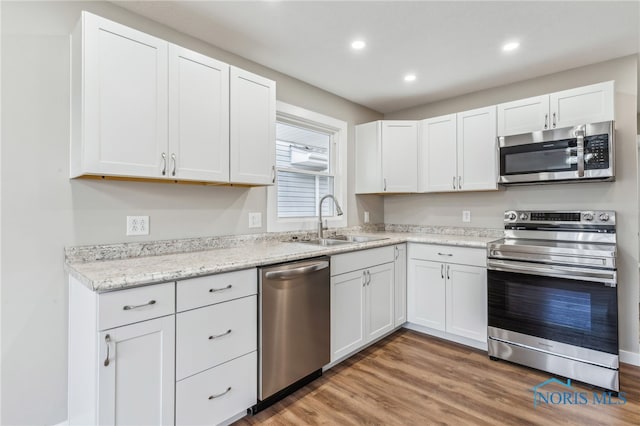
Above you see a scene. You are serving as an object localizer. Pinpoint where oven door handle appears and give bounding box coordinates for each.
[487,259,617,286]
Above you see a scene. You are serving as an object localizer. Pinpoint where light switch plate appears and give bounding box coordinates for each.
[364,211,370,223]
[462,210,471,223]
[249,212,262,228]
[127,216,149,236]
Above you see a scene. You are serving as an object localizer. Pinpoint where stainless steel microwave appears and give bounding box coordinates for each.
[498,121,614,185]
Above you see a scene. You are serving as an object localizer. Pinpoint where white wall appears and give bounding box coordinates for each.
[0,1,382,424]
[385,55,639,357]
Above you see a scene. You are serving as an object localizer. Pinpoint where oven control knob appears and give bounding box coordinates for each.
[583,212,594,221]
[519,213,528,221]
[504,211,517,221]
[599,213,610,222]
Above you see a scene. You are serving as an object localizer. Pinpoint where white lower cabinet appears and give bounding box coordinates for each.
[68,278,176,426]
[175,272,258,426]
[330,246,397,362]
[98,316,175,425]
[69,268,258,426]
[176,352,257,426]
[407,243,487,346]
[393,244,407,327]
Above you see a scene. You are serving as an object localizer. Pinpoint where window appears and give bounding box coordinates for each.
[267,102,347,232]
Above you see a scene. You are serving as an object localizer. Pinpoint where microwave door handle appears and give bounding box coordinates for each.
[575,128,585,177]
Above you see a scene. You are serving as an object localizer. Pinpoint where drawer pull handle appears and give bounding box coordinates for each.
[209,285,232,293]
[208,329,232,340]
[123,300,156,311]
[103,334,111,367]
[437,252,453,256]
[208,387,232,400]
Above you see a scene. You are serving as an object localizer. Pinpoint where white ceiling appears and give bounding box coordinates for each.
[115,1,639,114]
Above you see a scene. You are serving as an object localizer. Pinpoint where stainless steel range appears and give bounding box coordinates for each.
[487,210,619,391]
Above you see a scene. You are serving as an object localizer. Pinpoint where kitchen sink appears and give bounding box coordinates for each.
[333,235,389,243]
[298,238,353,247]
[293,235,389,247]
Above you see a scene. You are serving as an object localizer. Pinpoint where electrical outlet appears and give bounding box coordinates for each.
[127,216,149,236]
[248,212,262,228]
[364,211,370,223]
[462,210,471,223]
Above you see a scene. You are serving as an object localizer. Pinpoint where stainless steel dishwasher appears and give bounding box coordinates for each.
[254,257,330,412]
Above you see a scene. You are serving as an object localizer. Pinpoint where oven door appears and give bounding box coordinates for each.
[487,260,618,355]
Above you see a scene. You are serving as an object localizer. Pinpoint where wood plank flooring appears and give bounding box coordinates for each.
[235,329,640,425]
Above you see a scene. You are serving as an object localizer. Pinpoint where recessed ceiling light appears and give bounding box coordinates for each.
[502,41,520,52]
[351,40,366,50]
[404,74,417,82]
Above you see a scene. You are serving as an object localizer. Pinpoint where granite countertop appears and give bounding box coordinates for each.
[66,229,500,292]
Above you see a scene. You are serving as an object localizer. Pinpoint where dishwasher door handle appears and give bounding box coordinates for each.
[264,261,330,280]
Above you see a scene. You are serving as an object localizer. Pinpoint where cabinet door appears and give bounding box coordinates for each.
[169,44,230,182]
[381,121,418,192]
[230,67,276,185]
[445,264,487,342]
[497,95,549,136]
[418,114,457,192]
[98,316,175,426]
[82,12,168,178]
[365,263,395,341]
[550,81,614,129]
[355,121,382,193]
[394,245,407,327]
[331,270,366,361]
[457,106,498,191]
[407,259,445,331]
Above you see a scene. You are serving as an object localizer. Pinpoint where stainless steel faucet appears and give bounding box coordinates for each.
[318,194,343,239]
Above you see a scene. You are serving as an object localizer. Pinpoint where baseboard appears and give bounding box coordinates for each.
[403,323,488,351]
[52,421,68,426]
[620,350,640,366]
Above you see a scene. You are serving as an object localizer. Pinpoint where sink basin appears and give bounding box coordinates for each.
[298,238,353,247]
[333,235,390,243]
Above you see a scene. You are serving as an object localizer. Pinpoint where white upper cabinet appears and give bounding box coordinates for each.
[550,81,614,129]
[355,120,418,193]
[456,106,498,191]
[71,11,168,178]
[418,114,457,192]
[71,12,276,186]
[169,45,230,182]
[497,95,549,136]
[418,107,497,193]
[497,81,614,136]
[230,67,276,185]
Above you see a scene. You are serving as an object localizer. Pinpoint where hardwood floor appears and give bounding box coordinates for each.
[235,329,640,425]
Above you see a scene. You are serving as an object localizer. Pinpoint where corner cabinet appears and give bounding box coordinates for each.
[497,81,614,136]
[330,246,397,362]
[418,106,498,193]
[355,121,418,193]
[71,11,275,185]
[407,243,487,348]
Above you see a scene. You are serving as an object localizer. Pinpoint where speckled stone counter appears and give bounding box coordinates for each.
[65,225,502,292]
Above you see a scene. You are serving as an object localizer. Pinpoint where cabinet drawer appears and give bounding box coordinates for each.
[177,269,257,312]
[176,351,257,426]
[331,246,395,276]
[408,243,486,267]
[176,295,256,380]
[98,282,175,330]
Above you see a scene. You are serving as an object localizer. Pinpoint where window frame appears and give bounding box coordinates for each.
[267,101,348,232]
